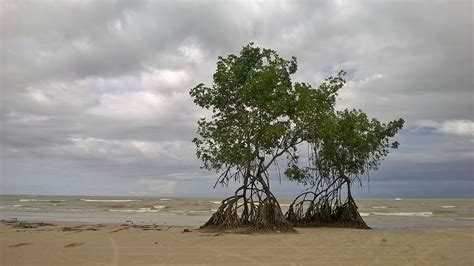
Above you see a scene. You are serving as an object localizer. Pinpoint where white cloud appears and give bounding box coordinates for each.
[416,120,473,137]
[66,137,127,159]
[137,179,177,195]
[131,141,160,158]
[87,91,168,121]
[60,137,187,162]
[178,39,206,64]
[438,120,474,137]
[281,23,306,44]
[142,69,190,91]
[71,39,94,53]
[5,112,52,124]
[337,73,387,108]
[22,78,111,111]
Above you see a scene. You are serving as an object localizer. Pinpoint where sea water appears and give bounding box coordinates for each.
[0,195,473,228]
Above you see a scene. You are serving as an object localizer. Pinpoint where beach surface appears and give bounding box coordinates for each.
[1,220,473,265]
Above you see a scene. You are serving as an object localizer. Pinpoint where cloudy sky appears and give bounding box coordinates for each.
[1,0,472,198]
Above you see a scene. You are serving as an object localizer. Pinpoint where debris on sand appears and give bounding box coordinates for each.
[1,218,18,225]
[61,225,100,232]
[2,219,56,229]
[9,242,32,248]
[110,223,162,233]
[15,222,56,229]
[110,226,129,233]
[62,226,83,232]
[64,242,84,248]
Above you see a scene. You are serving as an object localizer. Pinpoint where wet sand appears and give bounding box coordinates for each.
[1,220,473,265]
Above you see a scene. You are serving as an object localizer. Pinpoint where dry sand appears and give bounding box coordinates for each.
[1,220,473,265]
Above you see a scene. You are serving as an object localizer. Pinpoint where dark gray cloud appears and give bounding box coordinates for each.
[1,0,472,197]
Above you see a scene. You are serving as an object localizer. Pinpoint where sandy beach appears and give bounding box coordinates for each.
[1,220,473,265]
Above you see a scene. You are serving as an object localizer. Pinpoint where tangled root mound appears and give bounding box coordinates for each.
[286,196,370,229]
[201,196,294,233]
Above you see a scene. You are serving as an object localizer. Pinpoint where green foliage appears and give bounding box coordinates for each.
[190,42,404,192]
[286,94,405,186]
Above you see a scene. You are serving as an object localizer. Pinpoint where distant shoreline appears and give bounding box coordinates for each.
[2,194,474,200]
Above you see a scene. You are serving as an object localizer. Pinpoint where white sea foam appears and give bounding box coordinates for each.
[81,199,141,202]
[440,206,456,208]
[55,208,103,212]
[159,199,172,201]
[15,207,40,211]
[371,212,433,217]
[211,209,218,212]
[19,199,67,202]
[359,212,370,217]
[189,210,209,213]
[371,206,389,209]
[279,204,291,207]
[198,201,221,204]
[152,205,166,209]
[108,208,159,213]
[12,204,24,208]
[395,198,403,201]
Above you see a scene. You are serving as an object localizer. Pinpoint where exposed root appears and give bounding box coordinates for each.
[202,196,244,229]
[332,197,369,229]
[286,179,370,229]
[201,162,295,233]
[251,197,293,232]
[201,193,293,233]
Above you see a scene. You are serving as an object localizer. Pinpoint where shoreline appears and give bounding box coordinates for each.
[2,217,474,230]
[2,212,473,229]
[1,219,473,265]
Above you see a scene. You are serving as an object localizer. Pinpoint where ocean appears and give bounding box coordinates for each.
[1,195,473,228]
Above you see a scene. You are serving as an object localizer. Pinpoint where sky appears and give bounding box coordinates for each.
[1,0,472,198]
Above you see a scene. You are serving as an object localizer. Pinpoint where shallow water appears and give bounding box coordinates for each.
[1,195,473,228]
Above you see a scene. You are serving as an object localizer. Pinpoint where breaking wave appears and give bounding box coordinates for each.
[371,212,433,217]
[81,199,141,203]
[108,207,159,213]
[189,210,209,213]
[19,199,67,202]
